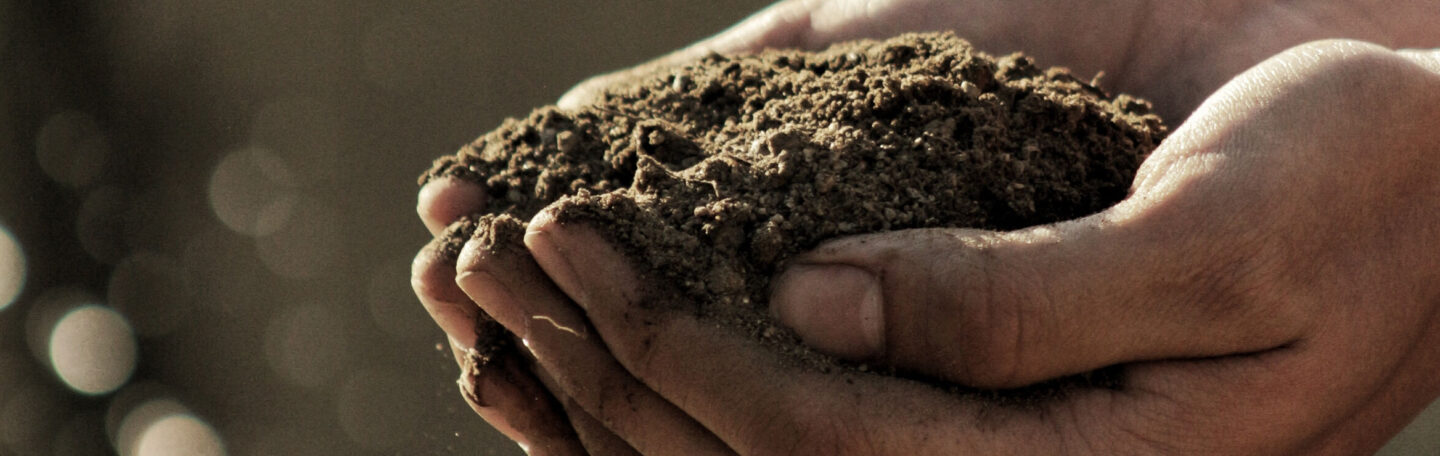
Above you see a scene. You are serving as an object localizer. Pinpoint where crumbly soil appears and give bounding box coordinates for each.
[423,32,1165,401]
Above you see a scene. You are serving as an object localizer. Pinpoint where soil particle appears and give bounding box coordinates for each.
[424,32,1165,400]
[438,216,513,373]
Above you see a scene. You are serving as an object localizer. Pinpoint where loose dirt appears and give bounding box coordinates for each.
[424,32,1164,399]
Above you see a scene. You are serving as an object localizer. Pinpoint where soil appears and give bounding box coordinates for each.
[424,32,1165,400]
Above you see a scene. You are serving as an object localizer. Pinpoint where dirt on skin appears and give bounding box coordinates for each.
[424,32,1165,401]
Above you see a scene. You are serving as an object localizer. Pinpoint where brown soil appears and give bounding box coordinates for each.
[424,32,1164,399]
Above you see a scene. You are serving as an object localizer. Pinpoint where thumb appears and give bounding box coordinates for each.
[770,201,1309,389]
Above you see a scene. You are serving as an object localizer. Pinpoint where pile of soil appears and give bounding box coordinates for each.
[423,32,1164,394]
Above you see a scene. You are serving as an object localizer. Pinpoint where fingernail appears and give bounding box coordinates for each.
[456,244,528,337]
[523,212,586,307]
[449,333,475,354]
[418,177,488,235]
[771,264,884,360]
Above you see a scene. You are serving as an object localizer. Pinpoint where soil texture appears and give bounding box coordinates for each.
[424,32,1165,399]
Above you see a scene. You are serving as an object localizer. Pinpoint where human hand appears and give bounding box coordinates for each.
[412,219,596,455]
[555,0,1437,123]
[757,40,1440,452]
[415,0,1433,357]
[446,40,1440,454]
[417,0,1437,324]
[414,0,1440,453]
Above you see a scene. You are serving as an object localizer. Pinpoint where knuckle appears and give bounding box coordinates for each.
[893,230,1032,387]
[941,245,1029,388]
[969,258,1031,387]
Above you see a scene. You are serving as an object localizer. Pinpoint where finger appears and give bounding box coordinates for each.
[454,215,733,455]
[564,406,641,456]
[456,342,588,456]
[759,38,1320,388]
[418,176,487,236]
[523,213,1134,454]
[557,399,641,456]
[412,218,484,349]
[768,193,1310,389]
[533,366,642,456]
[1105,42,1440,454]
[420,219,583,453]
[1397,47,1440,73]
[768,40,1440,390]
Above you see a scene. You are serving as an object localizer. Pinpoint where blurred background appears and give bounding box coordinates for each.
[0,1,1436,455]
[0,1,772,454]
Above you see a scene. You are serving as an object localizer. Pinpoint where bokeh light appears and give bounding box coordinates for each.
[24,286,96,365]
[34,111,109,187]
[208,147,297,237]
[0,224,24,311]
[24,2,1440,456]
[254,197,340,279]
[113,398,188,456]
[104,382,171,446]
[48,305,138,395]
[7,2,837,456]
[134,414,226,456]
[263,302,349,388]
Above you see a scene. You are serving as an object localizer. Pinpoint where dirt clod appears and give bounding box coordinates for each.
[424,32,1165,397]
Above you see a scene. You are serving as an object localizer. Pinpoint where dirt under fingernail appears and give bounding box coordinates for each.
[425,32,1164,405]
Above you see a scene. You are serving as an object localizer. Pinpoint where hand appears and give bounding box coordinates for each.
[412,220,595,455]
[758,41,1440,452]
[413,0,1440,452]
[556,0,1437,123]
[446,41,1440,454]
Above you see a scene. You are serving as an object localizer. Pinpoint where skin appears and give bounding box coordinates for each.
[413,1,1440,454]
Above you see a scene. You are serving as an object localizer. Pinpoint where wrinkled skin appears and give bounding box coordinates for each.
[412,1,1440,454]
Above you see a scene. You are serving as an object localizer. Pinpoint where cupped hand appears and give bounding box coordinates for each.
[412,218,599,455]
[447,41,1440,455]
[413,1,1440,453]
[555,0,1436,123]
[763,40,1440,452]
[424,0,1436,234]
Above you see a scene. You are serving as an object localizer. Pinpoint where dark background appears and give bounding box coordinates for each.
[0,1,1436,454]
